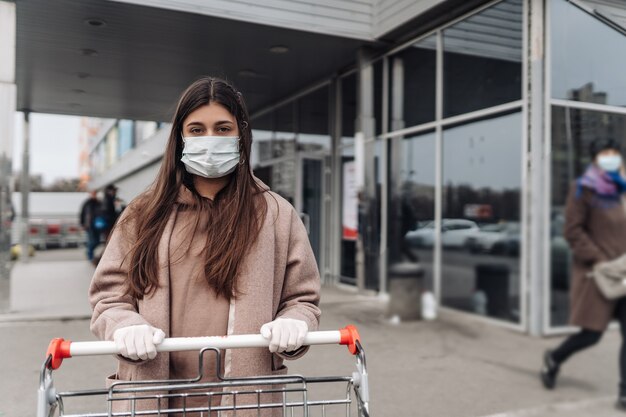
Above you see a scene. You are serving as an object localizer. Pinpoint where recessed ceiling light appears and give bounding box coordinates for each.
[85,18,107,28]
[269,45,289,54]
[238,69,260,78]
[80,49,98,57]
[72,89,86,94]
[77,72,91,79]
[68,103,81,108]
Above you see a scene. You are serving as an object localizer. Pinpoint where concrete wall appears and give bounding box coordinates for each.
[11,192,89,220]
[89,123,169,196]
[113,161,161,204]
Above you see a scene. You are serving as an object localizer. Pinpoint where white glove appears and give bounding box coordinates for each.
[113,324,165,361]
[260,318,308,353]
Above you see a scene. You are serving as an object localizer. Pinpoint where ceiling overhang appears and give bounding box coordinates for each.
[16,0,376,121]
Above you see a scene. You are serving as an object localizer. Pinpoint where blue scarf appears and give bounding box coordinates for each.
[576,165,626,199]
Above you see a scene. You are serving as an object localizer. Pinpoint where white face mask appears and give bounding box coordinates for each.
[597,154,622,173]
[181,136,240,178]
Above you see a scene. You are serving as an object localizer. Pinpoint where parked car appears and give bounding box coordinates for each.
[466,222,521,255]
[405,219,480,249]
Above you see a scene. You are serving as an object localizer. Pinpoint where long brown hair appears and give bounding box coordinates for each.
[120,77,267,300]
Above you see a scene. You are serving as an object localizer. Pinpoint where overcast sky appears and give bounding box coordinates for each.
[12,112,81,186]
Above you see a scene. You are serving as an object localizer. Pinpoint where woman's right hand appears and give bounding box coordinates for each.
[113,324,165,360]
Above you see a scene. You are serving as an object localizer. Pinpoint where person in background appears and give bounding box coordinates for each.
[541,138,626,411]
[79,190,102,261]
[102,184,121,240]
[89,77,320,416]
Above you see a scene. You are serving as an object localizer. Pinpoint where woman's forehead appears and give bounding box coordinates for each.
[184,103,236,125]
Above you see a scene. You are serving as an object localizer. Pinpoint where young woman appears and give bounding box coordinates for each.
[89,77,321,415]
[541,138,626,410]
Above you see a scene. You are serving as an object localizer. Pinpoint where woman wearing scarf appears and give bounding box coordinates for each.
[541,138,626,410]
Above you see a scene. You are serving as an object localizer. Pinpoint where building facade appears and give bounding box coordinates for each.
[8,0,626,335]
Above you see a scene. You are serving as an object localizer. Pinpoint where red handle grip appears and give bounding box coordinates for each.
[46,338,72,370]
[339,325,361,355]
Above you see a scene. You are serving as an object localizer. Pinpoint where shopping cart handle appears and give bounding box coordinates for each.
[45,325,361,370]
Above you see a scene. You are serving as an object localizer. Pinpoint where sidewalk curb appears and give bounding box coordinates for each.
[0,313,91,324]
[477,396,615,417]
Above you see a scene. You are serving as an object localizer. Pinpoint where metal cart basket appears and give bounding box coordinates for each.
[38,325,370,417]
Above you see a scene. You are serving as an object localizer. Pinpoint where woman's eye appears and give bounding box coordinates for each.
[189,128,202,134]
[217,127,231,133]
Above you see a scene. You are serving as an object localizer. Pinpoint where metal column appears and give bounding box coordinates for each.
[355,48,377,292]
[0,1,16,280]
[330,78,343,285]
[528,0,547,336]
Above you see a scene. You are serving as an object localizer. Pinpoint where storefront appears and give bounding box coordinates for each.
[66,0,626,335]
[547,0,626,332]
[243,0,626,334]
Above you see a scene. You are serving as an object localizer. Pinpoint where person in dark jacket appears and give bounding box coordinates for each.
[541,138,626,410]
[79,190,102,261]
[102,184,121,240]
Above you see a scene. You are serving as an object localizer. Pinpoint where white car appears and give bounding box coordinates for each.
[405,219,480,248]
[466,222,520,254]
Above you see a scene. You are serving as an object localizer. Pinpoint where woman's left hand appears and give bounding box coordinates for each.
[260,318,308,353]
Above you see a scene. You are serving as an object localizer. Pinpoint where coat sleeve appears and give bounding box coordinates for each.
[79,202,86,227]
[275,207,322,359]
[89,207,151,342]
[563,185,608,265]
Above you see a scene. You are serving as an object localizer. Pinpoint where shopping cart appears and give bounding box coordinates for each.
[37,325,370,417]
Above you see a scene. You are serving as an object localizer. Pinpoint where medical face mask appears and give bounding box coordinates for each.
[597,154,622,173]
[180,135,241,178]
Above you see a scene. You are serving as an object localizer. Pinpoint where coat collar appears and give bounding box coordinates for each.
[175,176,271,205]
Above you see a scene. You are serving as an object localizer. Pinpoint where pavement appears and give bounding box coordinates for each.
[0,248,624,417]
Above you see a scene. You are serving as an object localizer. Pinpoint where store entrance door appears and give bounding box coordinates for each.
[254,155,326,272]
[297,156,324,270]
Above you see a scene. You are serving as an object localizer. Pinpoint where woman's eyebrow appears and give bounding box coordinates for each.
[185,121,205,127]
[215,120,235,125]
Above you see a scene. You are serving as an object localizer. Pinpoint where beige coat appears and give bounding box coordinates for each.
[565,184,626,331]
[89,185,321,415]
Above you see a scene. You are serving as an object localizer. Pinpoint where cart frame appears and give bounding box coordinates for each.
[37,326,370,417]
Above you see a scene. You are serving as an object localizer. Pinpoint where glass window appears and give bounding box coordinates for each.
[118,120,134,157]
[251,112,273,166]
[443,0,523,118]
[253,160,296,206]
[361,139,383,291]
[340,146,357,282]
[389,131,436,292]
[273,104,296,159]
[550,106,626,326]
[297,86,331,153]
[551,0,626,107]
[91,142,105,176]
[442,111,523,323]
[251,105,297,163]
[105,128,118,168]
[390,36,436,129]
